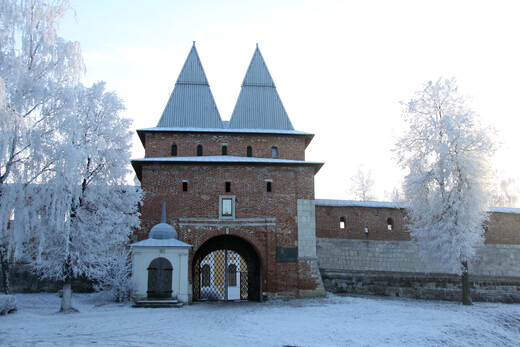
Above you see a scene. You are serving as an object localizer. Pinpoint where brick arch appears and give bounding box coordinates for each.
[192,234,262,301]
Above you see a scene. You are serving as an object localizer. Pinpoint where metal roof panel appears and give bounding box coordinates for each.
[156,43,223,128]
[229,45,294,130]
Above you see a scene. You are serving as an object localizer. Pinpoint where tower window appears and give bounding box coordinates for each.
[182,181,188,192]
[340,217,346,229]
[387,218,393,231]
[197,145,203,156]
[222,145,228,155]
[247,146,253,157]
[171,144,177,156]
[266,181,272,192]
[225,181,231,193]
[271,146,278,158]
[219,196,235,218]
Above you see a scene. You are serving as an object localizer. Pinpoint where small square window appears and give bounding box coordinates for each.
[222,145,228,155]
[387,218,393,231]
[225,181,231,193]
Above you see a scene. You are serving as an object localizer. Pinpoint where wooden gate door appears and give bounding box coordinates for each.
[147,257,173,299]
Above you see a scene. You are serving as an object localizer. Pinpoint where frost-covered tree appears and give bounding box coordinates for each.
[0,0,82,294]
[384,186,405,203]
[0,1,140,310]
[396,78,495,305]
[25,83,141,312]
[491,177,519,208]
[349,166,376,201]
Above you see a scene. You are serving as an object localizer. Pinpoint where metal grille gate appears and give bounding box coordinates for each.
[195,249,248,301]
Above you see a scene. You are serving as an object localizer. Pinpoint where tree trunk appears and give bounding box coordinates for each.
[0,244,11,295]
[60,277,74,312]
[461,261,472,305]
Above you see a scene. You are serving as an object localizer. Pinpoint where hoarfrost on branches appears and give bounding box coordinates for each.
[0,1,141,311]
[491,177,519,208]
[349,166,377,201]
[395,78,495,304]
[0,0,83,295]
[25,83,141,311]
[93,248,135,303]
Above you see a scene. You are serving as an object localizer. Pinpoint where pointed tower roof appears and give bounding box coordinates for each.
[156,43,223,128]
[228,45,294,130]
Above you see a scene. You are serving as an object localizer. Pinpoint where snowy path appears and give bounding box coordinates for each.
[1,293,519,346]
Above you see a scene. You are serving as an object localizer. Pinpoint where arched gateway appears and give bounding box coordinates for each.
[193,235,261,301]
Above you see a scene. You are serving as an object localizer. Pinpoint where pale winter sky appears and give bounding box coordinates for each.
[60,0,520,201]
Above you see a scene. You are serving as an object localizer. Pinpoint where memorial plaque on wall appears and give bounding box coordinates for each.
[276,247,297,263]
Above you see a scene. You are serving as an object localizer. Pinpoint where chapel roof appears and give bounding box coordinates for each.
[155,42,224,129]
[131,202,192,248]
[228,45,294,130]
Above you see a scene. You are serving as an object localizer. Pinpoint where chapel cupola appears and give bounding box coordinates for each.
[149,202,178,240]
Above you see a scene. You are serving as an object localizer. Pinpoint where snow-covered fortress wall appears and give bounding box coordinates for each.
[315,200,520,302]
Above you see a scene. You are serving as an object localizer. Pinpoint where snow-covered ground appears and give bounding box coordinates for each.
[1,293,519,346]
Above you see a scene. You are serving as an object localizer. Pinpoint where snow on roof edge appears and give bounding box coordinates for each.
[131,156,324,165]
[315,199,520,214]
[136,127,313,136]
[130,238,192,248]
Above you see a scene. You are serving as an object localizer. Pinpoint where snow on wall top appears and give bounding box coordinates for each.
[228,45,294,130]
[156,43,223,129]
[315,199,408,209]
[315,199,520,214]
[489,207,520,214]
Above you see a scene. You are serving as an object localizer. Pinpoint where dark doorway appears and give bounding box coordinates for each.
[147,257,173,299]
[193,235,261,301]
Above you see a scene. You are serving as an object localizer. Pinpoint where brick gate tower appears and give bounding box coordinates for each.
[132,43,325,301]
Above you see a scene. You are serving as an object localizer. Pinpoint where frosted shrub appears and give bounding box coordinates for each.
[94,249,134,302]
[0,294,16,315]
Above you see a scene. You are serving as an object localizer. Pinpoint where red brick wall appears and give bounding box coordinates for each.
[144,132,308,160]
[316,205,410,241]
[485,212,520,244]
[139,162,317,296]
[316,205,520,245]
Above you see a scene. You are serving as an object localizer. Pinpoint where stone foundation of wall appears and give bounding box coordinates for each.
[317,238,520,302]
[321,270,520,303]
[0,263,93,293]
[317,238,520,277]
